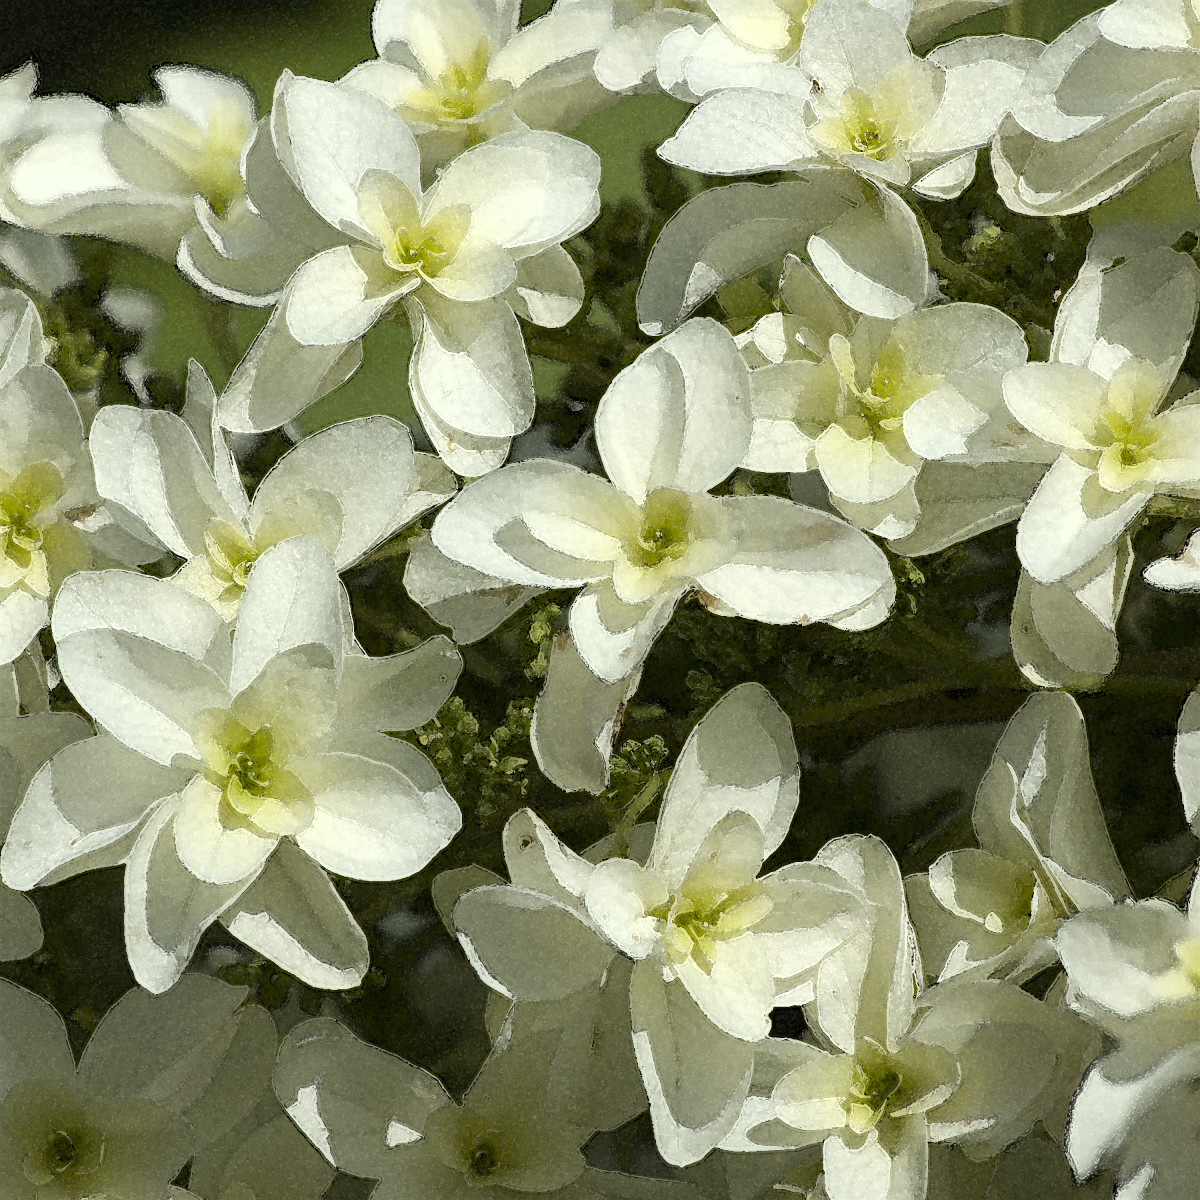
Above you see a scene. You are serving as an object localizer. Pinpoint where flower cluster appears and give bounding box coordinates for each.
[1,0,1200,1196]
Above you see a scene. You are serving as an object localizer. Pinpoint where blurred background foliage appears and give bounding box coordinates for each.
[5,2,1200,1188]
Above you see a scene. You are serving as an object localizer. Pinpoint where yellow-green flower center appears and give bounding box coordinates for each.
[204,519,259,603]
[196,712,314,837]
[1091,358,1164,492]
[845,1055,903,1134]
[405,42,512,123]
[654,886,773,973]
[467,1133,503,1178]
[1176,937,1200,990]
[828,335,940,443]
[0,462,63,595]
[840,89,895,160]
[626,489,696,570]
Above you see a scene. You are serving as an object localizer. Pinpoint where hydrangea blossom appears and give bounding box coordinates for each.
[274,1015,689,1199]
[739,256,1036,542]
[906,691,1129,985]
[217,73,600,474]
[90,361,453,619]
[0,289,153,665]
[0,973,276,1200]
[1003,247,1200,584]
[1056,868,1200,1197]
[342,0,612,175]
[0,537,462,992]
[736,836,1087,1200]
[407,318,894,788]
[452,684,866,1165]
[2,67,258,262]
[658,0,1038,202]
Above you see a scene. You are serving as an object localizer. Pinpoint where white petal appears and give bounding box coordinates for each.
[272,73,421,236]
[426,130,600,255]
[0,977,75,1093]
[596,317,751,502]
[251,416,417,570]
[568,584,677,686]
[230,537,343,696]
[218,299,364,433]
[285,245,408,346]
[659,89,812,174]
[453,884,614,1001]
[1,733,185,890]
[696,495,895,628]
[510,244,584,329]
[274,1015,450,1175]
[221,840,369,989]
[173,774,277,886]
[408,293,534,443]
[651,681,798,887]
[337,638,461,733]
[1016,455,1148,585]
[294,733,459,881]
[124,801,253,994]
[630,962,755,1167]
[90,404,238,559]
[531,631,642,793]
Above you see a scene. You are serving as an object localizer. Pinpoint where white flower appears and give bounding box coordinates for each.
[1056,869,1200,1195]
[0,289,153,664]
[3,67,257,262]
[993,1,1200,216]
[0,537,463,992]
[739,836,1084,1200]
[635,171,932,343]
[455,685,865,1166]
[0,691,90,961]
[1004,247,1200,584]
[742,255,1033,542]
[218,74,599,475]
[412,319,894,789]
[343,0,611,176]
[0,973,275,1200]
[273,1016,672,1200]
[907,691,1129,984]
[659,0,1039,200]
[90,361,454,619]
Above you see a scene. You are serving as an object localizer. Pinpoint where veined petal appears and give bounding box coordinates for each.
[568,583,677,686]
[284,245,410,347]
[425,130,600,255]
[294,733,460,881]
[218,299,364,433]
[1,733,185,890]
[530,633,642,794]
[696,495,895,628]
[509,244,585,328]
[1002,362,1107,451]
[596,317,751,502]
[272,73,421,236]
[220,840,369,989]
